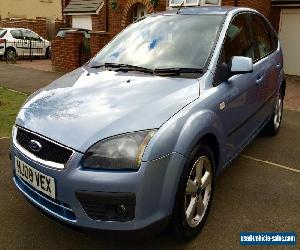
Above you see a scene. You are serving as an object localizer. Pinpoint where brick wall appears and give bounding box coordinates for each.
[92,5,107,32]
[90,32,111,56]
[0,17,48,39]
[54,19,69,33]
[222,0,272,18]
[270,6,281,32]
[222,0,236,6]
[51,31,85,72]
[235,0,271,18]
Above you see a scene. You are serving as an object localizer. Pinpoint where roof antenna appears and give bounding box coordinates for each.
[177,1,185,14]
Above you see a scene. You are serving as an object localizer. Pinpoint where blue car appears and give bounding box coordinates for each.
[11,7,285,239]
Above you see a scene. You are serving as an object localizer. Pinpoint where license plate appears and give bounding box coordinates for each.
[15,157,56,199]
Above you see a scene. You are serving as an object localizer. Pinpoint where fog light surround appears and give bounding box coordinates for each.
[76,191,136,222]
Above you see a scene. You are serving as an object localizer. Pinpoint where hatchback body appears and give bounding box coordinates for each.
[0,28,51,60]
[10,7,285,239]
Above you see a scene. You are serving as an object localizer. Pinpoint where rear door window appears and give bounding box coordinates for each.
[268,25,279,51]
[251,15,273,61]
[10,30,23,39]
[0,29,7,38]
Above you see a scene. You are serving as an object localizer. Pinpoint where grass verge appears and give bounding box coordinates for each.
[0,86,28,138]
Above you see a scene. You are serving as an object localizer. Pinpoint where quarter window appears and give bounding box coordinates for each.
[222,14,255,64]
[251,15,272,60]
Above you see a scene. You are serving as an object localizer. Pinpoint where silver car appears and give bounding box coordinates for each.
[11,7,285,240]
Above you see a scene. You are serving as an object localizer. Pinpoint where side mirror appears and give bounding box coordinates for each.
[229,56,253,77]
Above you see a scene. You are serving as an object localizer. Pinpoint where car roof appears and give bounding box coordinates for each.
[155,6,258,16]
[0,28,27,31]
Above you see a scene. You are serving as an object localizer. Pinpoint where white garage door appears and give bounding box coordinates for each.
[279,9,300,76]
[72,15,92,30]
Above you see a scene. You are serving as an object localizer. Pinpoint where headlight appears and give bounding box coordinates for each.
[82,130,157,170]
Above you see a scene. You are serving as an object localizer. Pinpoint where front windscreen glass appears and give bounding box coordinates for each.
[89,14,224,70]
[0,29,7,38]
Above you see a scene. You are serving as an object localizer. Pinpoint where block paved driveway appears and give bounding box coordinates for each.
[0,64,299,249]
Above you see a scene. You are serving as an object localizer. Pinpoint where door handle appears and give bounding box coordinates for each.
[256,74,264,85]
[276,63,282,70]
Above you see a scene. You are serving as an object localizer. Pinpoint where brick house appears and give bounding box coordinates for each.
[52,0,272,72]
[271,0,300,76]
[0,0,64,40]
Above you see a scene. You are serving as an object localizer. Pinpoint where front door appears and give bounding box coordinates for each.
[213,13,261,162]
[10,29,25,57]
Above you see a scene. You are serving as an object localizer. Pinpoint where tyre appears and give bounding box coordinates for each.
[264,88,284,136]
[45,47,51,59]
[172,142,215,240]
[5,48,17,61]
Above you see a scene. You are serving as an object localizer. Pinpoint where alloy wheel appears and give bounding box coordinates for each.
[274,92,283,130]
[7,50,16,61]
[185,156,212,228]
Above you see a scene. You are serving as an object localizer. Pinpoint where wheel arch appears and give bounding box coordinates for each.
[197,133,220,172]
[280,78,286,98]
[5,46,17,54]
[143,109,225,169]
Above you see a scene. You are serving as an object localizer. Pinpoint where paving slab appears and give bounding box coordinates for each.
[0,63,62,94]
[13,59,54,72]
[0,109,299,249]
[244,110,300,171]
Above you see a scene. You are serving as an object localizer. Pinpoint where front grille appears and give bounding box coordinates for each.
[16,127,73,165]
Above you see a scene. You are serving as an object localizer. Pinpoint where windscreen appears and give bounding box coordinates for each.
[89,14,224,70]
[0,29,7,38]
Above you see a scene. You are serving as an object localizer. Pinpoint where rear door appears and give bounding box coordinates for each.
[250,14,281,122]
[22,29,44,56]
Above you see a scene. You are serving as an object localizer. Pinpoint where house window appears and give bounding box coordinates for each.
[203,0,221,5]
[169,0,184,6]
[185,0,200,6]
[72,15,92,30]
[169,0,221,7]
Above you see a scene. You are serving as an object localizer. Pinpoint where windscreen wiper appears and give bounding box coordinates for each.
[154,68,203,76]
[91,63,154,74]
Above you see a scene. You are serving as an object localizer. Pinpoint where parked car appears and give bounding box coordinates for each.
[56,28,90,38]
[0,28,51,60]
[10,7,285,240]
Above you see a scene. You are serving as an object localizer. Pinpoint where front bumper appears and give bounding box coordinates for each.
[11,144,186,231]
